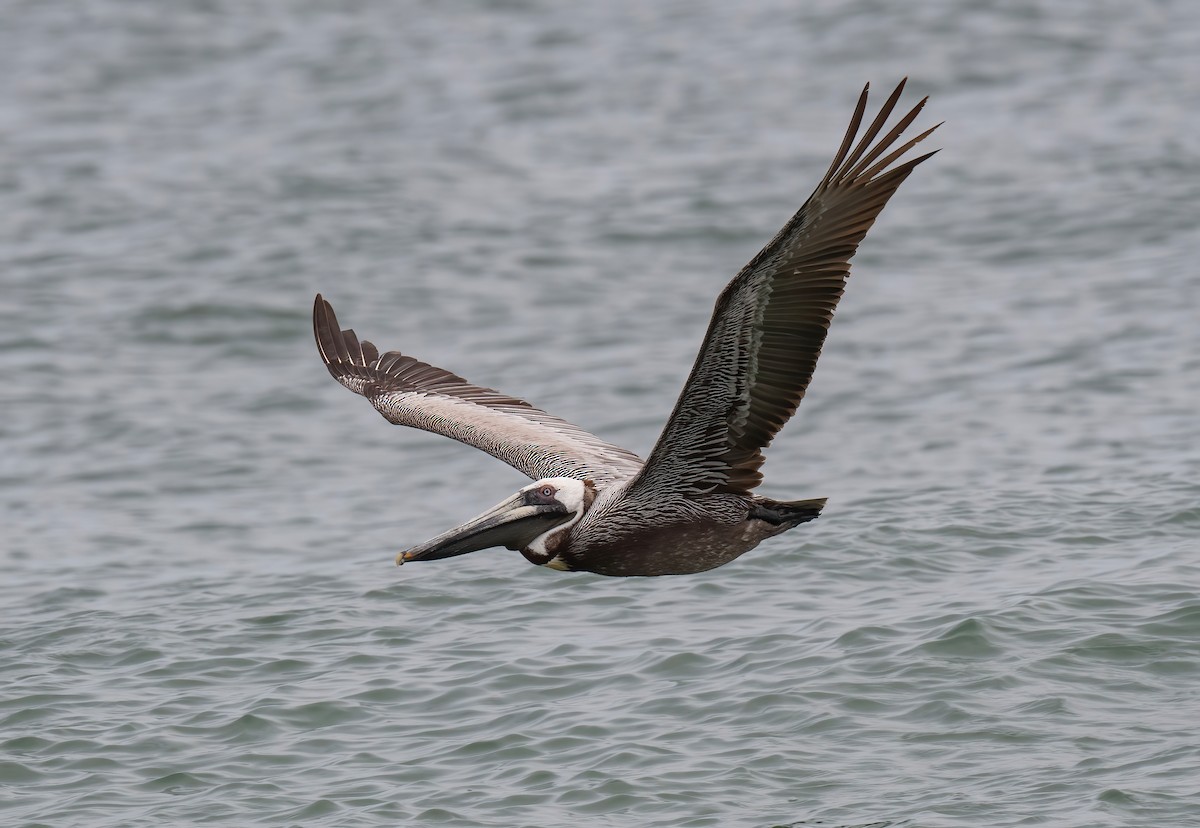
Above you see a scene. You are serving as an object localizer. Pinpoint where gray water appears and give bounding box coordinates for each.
[3,1,1199,826]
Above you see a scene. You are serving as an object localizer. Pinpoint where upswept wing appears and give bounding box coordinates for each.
[313,295,643,485]
[629,79,939,499]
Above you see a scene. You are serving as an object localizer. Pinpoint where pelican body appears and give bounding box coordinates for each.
[314,80,938,577]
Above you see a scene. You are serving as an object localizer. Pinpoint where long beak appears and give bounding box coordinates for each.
[396,493,571,565]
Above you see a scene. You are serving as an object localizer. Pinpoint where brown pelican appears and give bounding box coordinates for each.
[314,79,938,577]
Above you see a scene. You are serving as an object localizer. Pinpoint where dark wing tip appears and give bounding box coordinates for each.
[313,293,337,368]
[313,294,378,389]
[820,79,940,192]
[312,295,516,404]
[708,80,938,496]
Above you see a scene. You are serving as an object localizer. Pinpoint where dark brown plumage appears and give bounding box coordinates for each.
[313,80,938,576]
[628,79,939,501]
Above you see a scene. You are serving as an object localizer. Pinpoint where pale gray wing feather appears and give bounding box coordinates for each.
[629,79,939,499]
[314,295,643,485]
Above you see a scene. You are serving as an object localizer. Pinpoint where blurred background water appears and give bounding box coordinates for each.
[3,1,1199,826]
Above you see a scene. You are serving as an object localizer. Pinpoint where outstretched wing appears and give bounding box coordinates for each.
[313,295,644,486]
[630,79,939,499]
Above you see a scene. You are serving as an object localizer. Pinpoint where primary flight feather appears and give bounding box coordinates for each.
[314,79,938,576]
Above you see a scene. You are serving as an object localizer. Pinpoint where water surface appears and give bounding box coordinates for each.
[3,2,1199,826]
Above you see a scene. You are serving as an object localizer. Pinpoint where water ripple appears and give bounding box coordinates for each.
[5,1,1200,826]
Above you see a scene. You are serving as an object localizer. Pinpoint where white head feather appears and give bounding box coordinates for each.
[522,477,588,555]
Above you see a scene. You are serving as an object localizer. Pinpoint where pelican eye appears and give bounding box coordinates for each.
[525,485,558,506]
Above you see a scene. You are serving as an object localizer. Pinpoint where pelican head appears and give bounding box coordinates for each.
[397,477,593,565]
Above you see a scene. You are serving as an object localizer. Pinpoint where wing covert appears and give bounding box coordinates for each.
[313,295,643,485]
[629,79,939,499]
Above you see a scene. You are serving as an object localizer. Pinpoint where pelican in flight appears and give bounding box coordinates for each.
[314,79,938,577]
